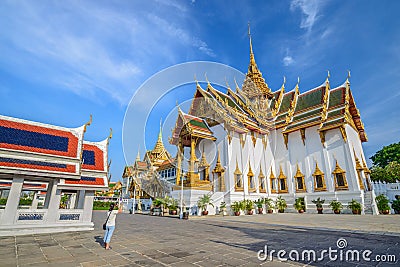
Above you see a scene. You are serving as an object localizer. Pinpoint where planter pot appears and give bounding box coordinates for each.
[202,210,208,216]
[352,210,361,215]
[317,208,323,214]
[170,210,177,215]
[334,210,341,214]
[234,211,240,216]
[298,210,304,213]
[247,210,253,215]
[258,208,263,214]
[278,209,285,213]
[381,210,390,215]
[267,209,273,214]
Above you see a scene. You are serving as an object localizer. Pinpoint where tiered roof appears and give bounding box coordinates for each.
[174,34,367,143]
[0,115,110,189]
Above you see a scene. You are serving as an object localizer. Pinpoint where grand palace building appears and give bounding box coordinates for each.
[124,32,377,215]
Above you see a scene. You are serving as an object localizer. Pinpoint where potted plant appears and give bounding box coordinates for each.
[168,198,178,215]
[197,194,214,216]
[264,198,274,213]
[348,199,362,214]
[294,198,305,213]
[375,194,390,215]
[231,201,242,216]
[312,197,325,214]
[243,199,253,215]
[219,201,227,216]
[254,198,264,214]
[275,196,287,213]
[329,200,343,214]
[392,199,400,214]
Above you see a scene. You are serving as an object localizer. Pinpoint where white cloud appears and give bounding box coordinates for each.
[0,1,215,105]
[290,0,321,31]
[283,55,295,66]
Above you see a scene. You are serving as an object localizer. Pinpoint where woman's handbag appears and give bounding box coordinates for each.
[103,211,112,230]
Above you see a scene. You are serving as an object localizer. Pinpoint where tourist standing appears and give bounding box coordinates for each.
[103,202,122,250]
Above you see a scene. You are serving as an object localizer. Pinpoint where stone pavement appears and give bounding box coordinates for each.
[0,211,399,267]
[190,213,400,236]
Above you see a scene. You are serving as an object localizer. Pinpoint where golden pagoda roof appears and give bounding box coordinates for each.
[294,164,304,178]
[242,25,273,99]
[278,166,286,179]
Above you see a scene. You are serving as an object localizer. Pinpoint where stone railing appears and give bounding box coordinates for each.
[16,209,47,223]
[372,181,400,201]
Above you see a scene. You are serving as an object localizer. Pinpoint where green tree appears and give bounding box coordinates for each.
[371,160,400,183]
[370,142,400,168]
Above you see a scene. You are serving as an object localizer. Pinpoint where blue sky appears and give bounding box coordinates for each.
[1,0,399,182]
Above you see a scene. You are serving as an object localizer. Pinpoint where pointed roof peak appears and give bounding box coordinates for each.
[135,145,141,162]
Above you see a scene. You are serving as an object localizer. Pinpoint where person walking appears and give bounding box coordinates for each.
[103,202,122,250]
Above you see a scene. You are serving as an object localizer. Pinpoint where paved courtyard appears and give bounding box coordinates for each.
[0,212,399,266]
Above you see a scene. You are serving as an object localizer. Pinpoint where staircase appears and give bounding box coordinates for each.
[363,191,378,215]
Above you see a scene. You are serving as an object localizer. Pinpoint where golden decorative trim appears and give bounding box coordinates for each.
[251,131,257,147]
[339,126,347,142]
[262,134,268,150]
[83,114,93,133]
[300,128,306,145]
[283,133,289,149]
[227,131,232,144]
[319,130,326,146]
[240,133,246,148]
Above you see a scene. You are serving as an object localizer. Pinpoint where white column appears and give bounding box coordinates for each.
[46,179,61,223]
[69,193,77,209]
[43,180,55,209]
[31,192,39,209]
[1,176,24,224]
[77,190,85,209]
[82,191,94,222]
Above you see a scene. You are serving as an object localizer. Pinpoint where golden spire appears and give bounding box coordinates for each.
[244,23,272,99]
[294,163,304,177]
[269,166,276,178]
[136,145,141,162]
[353,149,363,170]
[248,22,256,69]
[248,160,254,176]
[151,118,170,164]
[259,163,265,178]
[278,165,286,179]
[213,149,224,173]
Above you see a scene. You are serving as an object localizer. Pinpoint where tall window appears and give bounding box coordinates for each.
[248,163,256,192]
[332,161,348,190]
[278,166,288,193]
[270,167,277,193]
[234,160,243,192]
[294,164,306,192]
[313,162,326,191]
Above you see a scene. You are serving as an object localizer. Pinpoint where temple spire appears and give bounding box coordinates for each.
[135,145,141,162]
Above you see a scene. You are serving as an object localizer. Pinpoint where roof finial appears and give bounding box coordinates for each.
[136,145,141,162]
[158,117,162,140]
[248,22,255,66]
[234,77,240,92]
[346,70,351,85]
[283,76,286,85]
[205,72,210,84]
[83,114,93,133]
[326,70,330,83]
[297,76,300,84]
